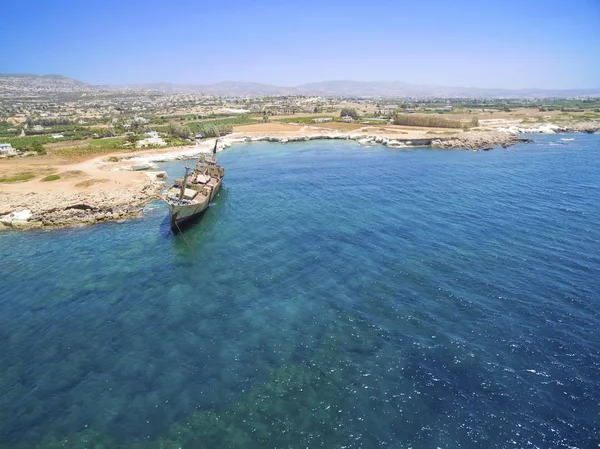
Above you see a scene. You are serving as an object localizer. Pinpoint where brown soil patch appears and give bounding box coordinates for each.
[58,170,88,179]
[75,178,110,188]
[311,122,364,131]
[0,164,57,181]
[45,140,87,150]
[234,123,301,133]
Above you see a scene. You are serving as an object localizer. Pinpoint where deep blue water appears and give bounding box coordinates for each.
[1,135,599,448]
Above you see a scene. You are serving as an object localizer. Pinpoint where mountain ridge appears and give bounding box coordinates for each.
[2,73,599,98]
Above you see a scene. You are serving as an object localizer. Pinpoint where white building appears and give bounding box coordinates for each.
[0,143,17,156]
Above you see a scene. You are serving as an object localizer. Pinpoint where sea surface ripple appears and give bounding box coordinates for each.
[0,135,599,448]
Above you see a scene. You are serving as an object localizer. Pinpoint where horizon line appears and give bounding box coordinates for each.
[2,73,600,92]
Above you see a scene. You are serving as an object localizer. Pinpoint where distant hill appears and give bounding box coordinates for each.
[113,79,600,99]
[1,74,599,98]
[0,73,92,94]
[108,81,294,96]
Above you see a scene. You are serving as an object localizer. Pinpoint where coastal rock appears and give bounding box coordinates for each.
[358,138,375,146]
[0,209,33,224]
[130,163,156,171]
[498,120,600,135]
[430,131,526,150]
[0,178,165,231]
[235,131,528,151]
[386,140,409,149]
[146,171,168,181]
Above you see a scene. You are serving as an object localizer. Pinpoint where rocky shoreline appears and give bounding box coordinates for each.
[497,120,600,135]
[229,131,532,151]
[0,177,165,230]
[1,123,597,231]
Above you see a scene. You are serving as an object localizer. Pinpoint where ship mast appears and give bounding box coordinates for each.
[179,165,190,200]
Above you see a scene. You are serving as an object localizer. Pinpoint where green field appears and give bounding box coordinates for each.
[0,172,36,183]
[0,136,59,153]
[41,174,61,182]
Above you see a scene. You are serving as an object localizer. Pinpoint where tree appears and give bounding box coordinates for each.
[340,108,359,119]
[168,122,191,139]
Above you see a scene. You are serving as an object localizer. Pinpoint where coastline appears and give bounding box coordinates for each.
[1,121,598,231]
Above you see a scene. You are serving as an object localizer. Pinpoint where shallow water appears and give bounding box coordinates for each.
[1,135,599,448]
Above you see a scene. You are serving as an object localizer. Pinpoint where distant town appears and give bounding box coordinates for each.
[1,73,600,158]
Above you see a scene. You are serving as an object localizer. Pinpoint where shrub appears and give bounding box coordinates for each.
[0,172,35,183]
[340,108,359,119]
[41,174,61,182]
[168,123,192,139]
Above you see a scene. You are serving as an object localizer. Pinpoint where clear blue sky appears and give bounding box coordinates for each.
[3,0,599,88]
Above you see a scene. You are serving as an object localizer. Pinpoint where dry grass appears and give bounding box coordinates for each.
[0,172,36,183]
[311,122,364,131]
[0,165,57,183]
[75,178,110,188]
[45,139,87,150]
[41,174,61,182]
[233,123,301,133]
[58,170,87,179]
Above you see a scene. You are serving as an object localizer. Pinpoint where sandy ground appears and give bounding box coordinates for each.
[0,140,218,197]
[0,153,147,195]
[232,122,439,139]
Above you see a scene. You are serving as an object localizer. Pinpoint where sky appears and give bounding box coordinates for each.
[2,0,600,89]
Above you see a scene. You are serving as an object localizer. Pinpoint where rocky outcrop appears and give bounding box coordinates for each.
[498,120,600,135]
[236,131,529,151]
[554,121,600,134]
[0,178,165,230]
[431,132,532,150]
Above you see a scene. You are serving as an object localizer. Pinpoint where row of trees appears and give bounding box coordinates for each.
[197,123,233,138]
[393,114,464,128]
[168,123,191,139]
[168,122,234,139]
[26,117,72,126]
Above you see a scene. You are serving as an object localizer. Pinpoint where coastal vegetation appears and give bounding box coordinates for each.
[26,117,72,126]
[340,108,359,119]
[157,116,257,139]
[168,122,191,139]
[41,174,61,181]
[1,136,56,153]
[187,116,256,138]
[0,172,35,183]
[49,137,135,157]
[0,121,19,137]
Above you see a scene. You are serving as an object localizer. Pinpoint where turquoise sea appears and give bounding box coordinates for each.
[0,135,599,448]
